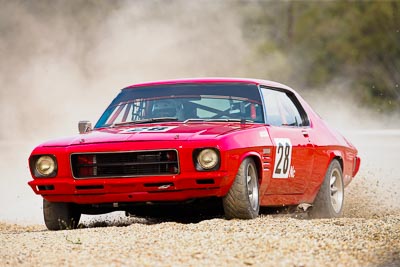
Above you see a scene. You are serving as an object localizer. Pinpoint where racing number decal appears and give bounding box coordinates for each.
[273,138,292,178]
[122,126,177,133]
[276,144,290,174]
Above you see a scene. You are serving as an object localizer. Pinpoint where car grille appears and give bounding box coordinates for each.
[71,150,179,178]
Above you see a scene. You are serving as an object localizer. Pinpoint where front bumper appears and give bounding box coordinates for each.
[28,171,232,204]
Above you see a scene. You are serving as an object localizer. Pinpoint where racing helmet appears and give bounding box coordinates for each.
[151,99,178,117]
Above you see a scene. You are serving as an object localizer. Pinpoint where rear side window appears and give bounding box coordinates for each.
[261,87,309,127]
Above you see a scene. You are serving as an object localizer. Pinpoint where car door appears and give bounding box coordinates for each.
[260,87,315,195]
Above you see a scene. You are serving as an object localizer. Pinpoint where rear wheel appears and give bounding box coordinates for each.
[43,199,81,230]
[309,159,344,218]
[223,158,260,219]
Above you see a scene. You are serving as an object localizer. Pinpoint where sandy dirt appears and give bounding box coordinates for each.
[1,214,399,267]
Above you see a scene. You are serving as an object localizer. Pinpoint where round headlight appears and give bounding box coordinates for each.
[197,149,219,169]
[35,156,56,176]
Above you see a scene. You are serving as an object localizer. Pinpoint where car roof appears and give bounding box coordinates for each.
[123,77,293,91]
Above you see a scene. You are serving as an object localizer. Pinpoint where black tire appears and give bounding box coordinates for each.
[309,159,344,218]
[223,158,260,219]
[43,199,81,230]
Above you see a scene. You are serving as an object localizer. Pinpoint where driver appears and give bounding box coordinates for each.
[151,99,184,120]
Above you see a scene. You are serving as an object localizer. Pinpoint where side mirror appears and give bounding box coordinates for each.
[78,121,92,134]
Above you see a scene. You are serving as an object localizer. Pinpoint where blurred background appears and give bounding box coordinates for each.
[0,0,399,224]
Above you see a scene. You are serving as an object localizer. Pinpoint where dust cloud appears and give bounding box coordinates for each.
[303,84,400,218]
[0,1,398,224]
[0,0,254,141]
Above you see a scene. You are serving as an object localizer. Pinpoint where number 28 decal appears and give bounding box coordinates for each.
[273,138,293,178]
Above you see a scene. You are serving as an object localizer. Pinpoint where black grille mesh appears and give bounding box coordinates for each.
[71,150,179,178]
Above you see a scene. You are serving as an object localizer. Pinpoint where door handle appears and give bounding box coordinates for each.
[302,130,309,138]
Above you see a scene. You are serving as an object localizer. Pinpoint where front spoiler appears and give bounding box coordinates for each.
[40,188,223,204]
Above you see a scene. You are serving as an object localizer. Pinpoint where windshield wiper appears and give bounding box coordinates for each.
[135,117,179,123]
[208,119,254,123]
[183,118,206,123]
[111,117,178,127]
[110,121,136,127]
[184,118,254,123]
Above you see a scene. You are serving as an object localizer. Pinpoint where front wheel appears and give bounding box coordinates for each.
[43,199,81,230]
[309,159,344,218]
[223,158,260,219]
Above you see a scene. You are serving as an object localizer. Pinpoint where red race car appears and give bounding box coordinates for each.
[28,78,360,230]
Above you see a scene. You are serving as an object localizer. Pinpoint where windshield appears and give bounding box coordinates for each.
[95,83,264,128]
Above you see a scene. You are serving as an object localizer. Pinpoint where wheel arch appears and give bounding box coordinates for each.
[307,150,344,204]
[330,151,344,173]
[333,156,343,172]
[238,152,263,185]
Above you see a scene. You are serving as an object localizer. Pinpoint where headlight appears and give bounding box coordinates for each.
[31,155,58,177]
[195,148,220,170]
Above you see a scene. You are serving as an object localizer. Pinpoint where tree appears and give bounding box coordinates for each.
[245,0,400,112]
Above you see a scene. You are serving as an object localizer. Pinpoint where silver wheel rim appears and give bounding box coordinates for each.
[246,163,259,211]
[330,168,343,213]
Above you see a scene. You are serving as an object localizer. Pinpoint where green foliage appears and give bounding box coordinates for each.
[244,0,400,112]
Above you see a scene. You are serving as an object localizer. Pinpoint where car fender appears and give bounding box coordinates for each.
[227,151,265,195]
[238,151,263,183]
[329,150,344,166]
[303,149,343,203]
[219,149,264,196]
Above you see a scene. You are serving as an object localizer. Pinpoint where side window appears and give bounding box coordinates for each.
[261,89,282,126]
[261,88,309,127]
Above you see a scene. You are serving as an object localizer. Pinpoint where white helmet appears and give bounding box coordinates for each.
[152,99,179,118]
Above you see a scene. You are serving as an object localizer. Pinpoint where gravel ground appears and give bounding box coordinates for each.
[1,173,400,267]
[1,214,399,267]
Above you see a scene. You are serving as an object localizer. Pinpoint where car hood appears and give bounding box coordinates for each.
[40,123,255,147]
